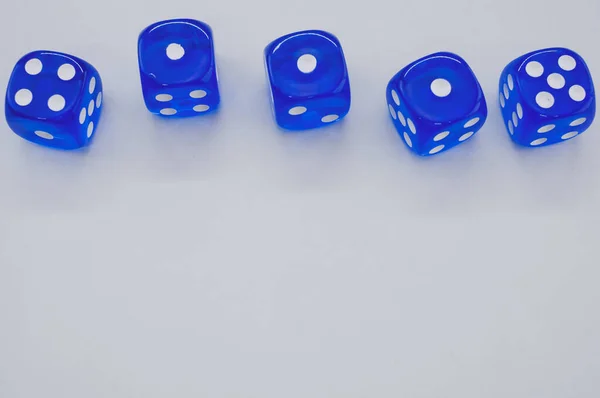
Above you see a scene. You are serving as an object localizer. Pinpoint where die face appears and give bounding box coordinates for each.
[265,30,351,130]
[78,71,103,146]
[387,52,487,156]
[6,51,86,121]
[4,51,103,149]
[5,115,81,149]
[500,48,596,147]
[270,83,350,130]
[138,19,220,117]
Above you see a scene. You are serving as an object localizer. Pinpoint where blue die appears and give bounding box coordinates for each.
[5,50,103,150]
[137,19,220,117]
[264,30,351,130]
[386,52,487,156]
[499,48,596,147]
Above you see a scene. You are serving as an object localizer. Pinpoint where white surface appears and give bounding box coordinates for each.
[1,0,600,397]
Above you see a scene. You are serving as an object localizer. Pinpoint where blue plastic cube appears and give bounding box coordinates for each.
[137,19,220,117]
[386,52,487,156]
[5,50,103,150]
[264,30,351,130]
[499,48,596,147]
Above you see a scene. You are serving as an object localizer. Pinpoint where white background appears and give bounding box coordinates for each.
[1,0,600,397]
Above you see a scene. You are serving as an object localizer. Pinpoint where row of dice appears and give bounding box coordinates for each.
[4,18,596,154]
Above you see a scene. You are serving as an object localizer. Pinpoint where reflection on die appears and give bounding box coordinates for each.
[5,50,103,150]
[137,19,220,118]
[499,48,596,147]
[386,52,487,156]
[264,30,351,131]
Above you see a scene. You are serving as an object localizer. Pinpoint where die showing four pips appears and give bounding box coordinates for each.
[5,51,103,149]
[3,18,596,154]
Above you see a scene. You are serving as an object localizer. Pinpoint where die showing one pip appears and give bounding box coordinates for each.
[137,19,220,117]
[387,52,487,156]
[264,30,351,130]
[499,48,596,147]
[5,50,103,150]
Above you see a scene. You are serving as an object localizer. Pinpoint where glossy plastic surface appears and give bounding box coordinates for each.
[264,30,351,131]
[387,52,487,156]
[499,47,596,148]
[5,50,103,150]
[138,19,220,118]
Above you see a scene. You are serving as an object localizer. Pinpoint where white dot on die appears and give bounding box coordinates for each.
[58,63,76,81]
[35,131,53,140]
[503,84,510,100]
[434,131,450,141]
[570,118,586,127]
[431,78,452,97]
[508,120,514,135]
[526,61,544,78]
[290,106,307,116]
[530,138,547,146]
[87,122,94,138]
[512,112,519,127]
[391,90,400,106]
[464,117,480,128]
[388,104,397,119]
[79,107,86,124]
[96,92,102,108]
[517,103,523,119]
[558,55,577,71]
[459,131,474,142]
[538,124,555,133]
[160,108,177,116]
[166,43,185,60]
[89,77,96,94]
[15,89,33,106]
[429,145,445,155]
[403,132,413,148]
[562,131,578,140]
[407,118,416,134]
[507,75,514,90]
[155,94,172,102]
[321,114,339,123]
[190,90,207,99]
[25,58,43,75]
[193,104,210,112]
[569,85,586,102]
[535,91,555,109]
[48,94,66,112]
[397,110,406,126]
[297,54,317,74]
[500,93,505,108]
[547,73,565,90]
[88,99,95,116]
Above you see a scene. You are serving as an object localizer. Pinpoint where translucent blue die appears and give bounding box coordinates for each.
[264,30,351,130]
[386,52,487,156]
[137,19,220,117]
[5,51,103,150]
[499,48,596,147]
